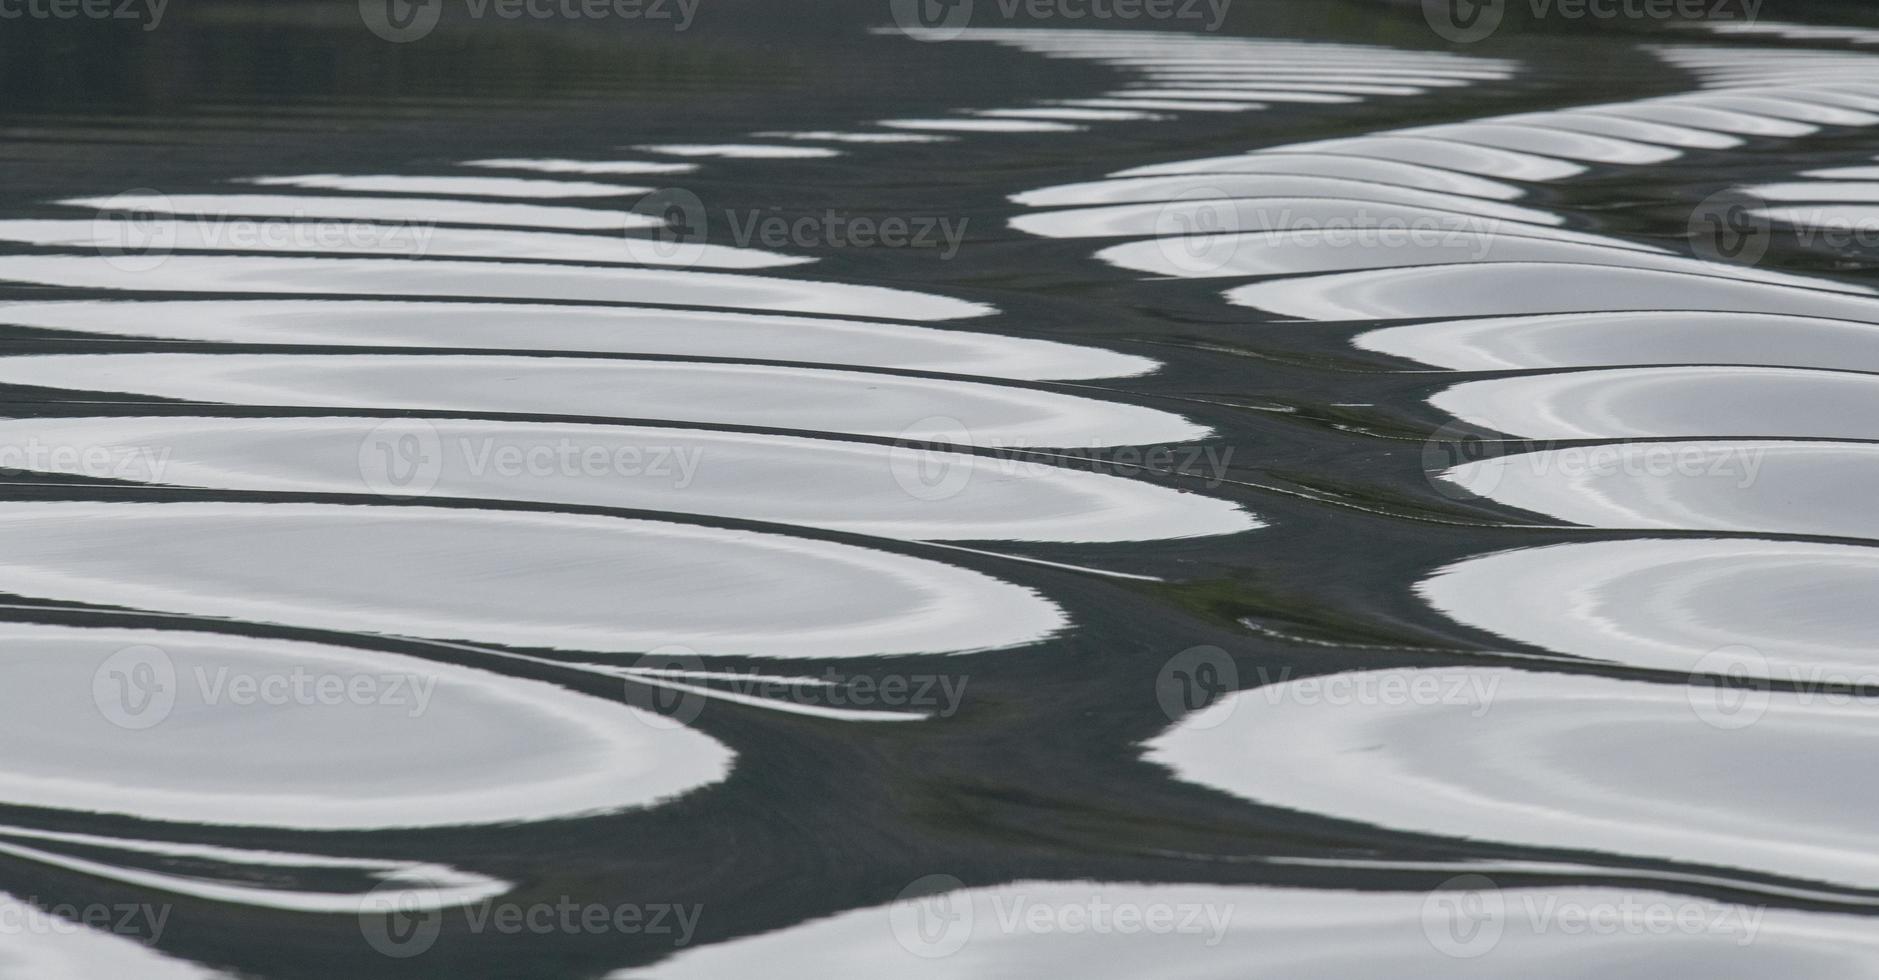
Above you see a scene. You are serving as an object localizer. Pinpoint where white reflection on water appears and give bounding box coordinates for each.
[0,502,1067,657]
[0,353,1207,446]
[0,416,1256,543]
[631,876,1879,979]
[1420,538,1879,680]
[1355,311,1879,373]
[1148,666,1879,890]
[1440,440,1879,542]
[0,622,730,828]
[241,173,649,198]
[0,299,1155,380]
[0,255,993,319]
[1429,366,1879,439]
[0,219,807,271]
[60,192,657,231]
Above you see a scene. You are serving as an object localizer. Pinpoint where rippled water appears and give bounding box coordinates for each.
[4,1,1879,977]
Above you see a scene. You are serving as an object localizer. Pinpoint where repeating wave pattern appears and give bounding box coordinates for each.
[0,58,1275,973]
[11,16,1879,978]
[996,29,1879,974]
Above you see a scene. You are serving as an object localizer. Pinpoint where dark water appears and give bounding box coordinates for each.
[3,1,1879,976]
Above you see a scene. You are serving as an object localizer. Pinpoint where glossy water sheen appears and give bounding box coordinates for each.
[1419,539,1879,679]
[1355,311,1879,372]
[0,299,1154,379]
[0,416,1257,542]
[0,254,993,319]
[1441,440,1879,541]
[0,502,1067,657]
[1429,366,1879,439]
[640,879,1879,979]
[0,622,731,828]
[0,353,1207,445]
[1149,667,1879,889]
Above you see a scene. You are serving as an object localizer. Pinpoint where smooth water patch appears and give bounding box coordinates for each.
[1430,366,1879,439]
[241,174,648,198]
[60,193,654,231]
[1109,153,1524,199]
[0,219,806,271]
[1095,231,1820,285]
[634,144,842,159]
[1594,103,1816,137]
[1355,311,1879,372]
[878,118,1084,134]
[637,877,1879,979]
[1228,263,1879,322]
[0,622,730,828]
[1148,666,1879,890]
[461,158,697,175]
[751,131,956,144]
[1012,199,1589,243]
[0,416,1256,543]
[1398,122,1679,164]
[0,255,994,320]
[1487,110,1742,149]
[1421,538,1879,678]
[0,502,1068,657]
[0,300,1151,380]
[1010,178,1560,225]
[0,353,1208,446]
[1264,137,1587,181]
[1441,440,1879,541]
